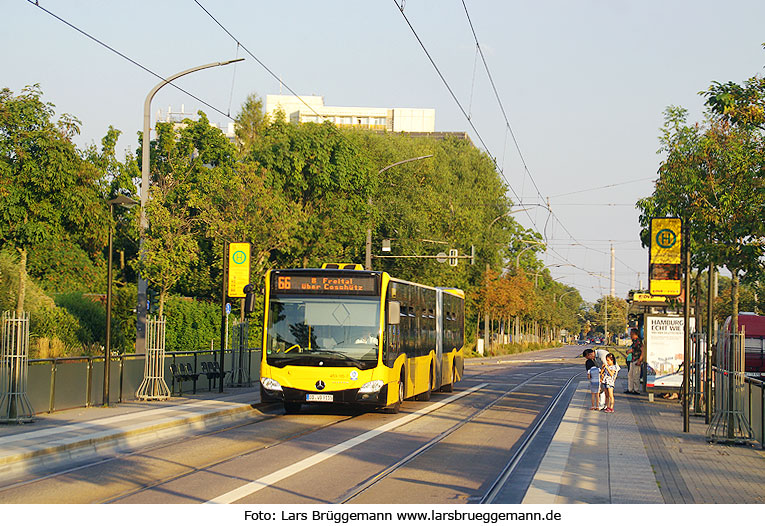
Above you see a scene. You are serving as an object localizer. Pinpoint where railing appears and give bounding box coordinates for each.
[26,348,262,414]
[707,364,759,446]
[743,376,764,449]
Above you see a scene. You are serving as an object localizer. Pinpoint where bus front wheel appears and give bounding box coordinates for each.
[384,372,405,414]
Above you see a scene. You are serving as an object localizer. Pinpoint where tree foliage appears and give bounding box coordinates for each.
[0,85,110,313]
[637,59,765,327]
[1,86,588,355]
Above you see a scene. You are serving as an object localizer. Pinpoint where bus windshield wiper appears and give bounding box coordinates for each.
[315,350,367,367]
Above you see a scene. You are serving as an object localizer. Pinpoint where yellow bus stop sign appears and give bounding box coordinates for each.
[649,218,681,296]
[228,242,250,298]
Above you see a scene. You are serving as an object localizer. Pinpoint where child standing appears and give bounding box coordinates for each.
[599,353,620,413]
[583,349,600,410]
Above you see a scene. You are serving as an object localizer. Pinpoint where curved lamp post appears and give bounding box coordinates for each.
[365,155,434,270]
[515,239,546,269]
[136,58,244,354]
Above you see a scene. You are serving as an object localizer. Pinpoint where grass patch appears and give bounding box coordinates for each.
[465,340,563,358]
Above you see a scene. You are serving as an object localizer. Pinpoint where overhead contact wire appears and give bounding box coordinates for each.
[27,0,232,120]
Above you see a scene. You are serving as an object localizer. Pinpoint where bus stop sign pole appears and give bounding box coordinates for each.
[219,243,228,393]
[683,221,690,433]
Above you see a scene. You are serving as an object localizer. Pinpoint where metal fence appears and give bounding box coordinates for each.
[742,376,764,448]
[25,348,262,414]
[687,332,709,417]
[708,365,756,445]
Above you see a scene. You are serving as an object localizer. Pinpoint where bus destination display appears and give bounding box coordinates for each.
[274,274,377,294]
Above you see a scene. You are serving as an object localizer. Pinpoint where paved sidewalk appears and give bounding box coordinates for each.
[524,375,765,504]
[0,386,265,480]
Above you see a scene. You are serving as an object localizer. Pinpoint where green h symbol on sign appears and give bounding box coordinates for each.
[656,229,676,249]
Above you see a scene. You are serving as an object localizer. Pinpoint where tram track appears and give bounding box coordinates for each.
[106,370,539,503]
[0,358,580,504]
[0,402,358,503]
[480,368,581,503]
[339,364,582,504]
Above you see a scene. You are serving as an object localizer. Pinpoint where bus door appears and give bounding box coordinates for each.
[435,289,444,387]
[385,300,401,368]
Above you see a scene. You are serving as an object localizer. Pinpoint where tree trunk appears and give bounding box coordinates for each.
[159,288,166,319]
[16,247,27,316]
[695,270,702,335]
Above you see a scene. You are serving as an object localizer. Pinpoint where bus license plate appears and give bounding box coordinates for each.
[306,394,333,402]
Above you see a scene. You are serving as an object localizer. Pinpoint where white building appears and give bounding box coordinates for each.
[156,105,236,142]
[265,95,435,133]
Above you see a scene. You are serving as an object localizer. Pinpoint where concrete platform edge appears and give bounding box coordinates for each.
[0,402,272,480]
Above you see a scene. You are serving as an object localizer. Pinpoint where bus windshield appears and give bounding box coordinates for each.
[266,296,380,368]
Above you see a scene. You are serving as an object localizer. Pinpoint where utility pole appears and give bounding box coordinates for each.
[610,244,615,298]
[484,263,490,352]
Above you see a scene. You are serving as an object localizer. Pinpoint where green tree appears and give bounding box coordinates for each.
[637,107,765,332]
[137,114,229,316]
[249,120,374,267]
[0,85,108,314]
[591,296,628,339]
[234,92,266,155]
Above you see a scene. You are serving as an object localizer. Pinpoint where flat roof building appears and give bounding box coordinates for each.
[265,94,435,133]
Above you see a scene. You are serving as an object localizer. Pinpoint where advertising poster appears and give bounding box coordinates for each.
[645,315,694,389]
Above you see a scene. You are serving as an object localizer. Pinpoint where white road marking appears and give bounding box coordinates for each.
[206,383,489,504]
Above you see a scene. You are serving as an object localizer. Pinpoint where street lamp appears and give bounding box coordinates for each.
[486,203,550,229]
[515,239,546,269]
[366,155,434,270]
[104,195,138,406]
[136,58,244,355]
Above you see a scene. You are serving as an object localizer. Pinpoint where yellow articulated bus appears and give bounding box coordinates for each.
[259,266,464,414]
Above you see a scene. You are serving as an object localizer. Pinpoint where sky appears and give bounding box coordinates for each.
[4,0,765,302]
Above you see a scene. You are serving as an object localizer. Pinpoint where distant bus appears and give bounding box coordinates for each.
[718,313,765,379]
[259,267,465,413]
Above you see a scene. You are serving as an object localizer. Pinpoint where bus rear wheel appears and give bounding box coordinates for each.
[440,362,456,393]
[416,366,433,401]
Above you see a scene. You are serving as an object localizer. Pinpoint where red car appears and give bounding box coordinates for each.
[718,313,765,379]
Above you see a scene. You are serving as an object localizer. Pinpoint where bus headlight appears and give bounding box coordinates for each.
[358,380,384,393]
[261,377,283,392]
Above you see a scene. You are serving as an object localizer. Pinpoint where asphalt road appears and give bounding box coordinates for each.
[0,345,587,504]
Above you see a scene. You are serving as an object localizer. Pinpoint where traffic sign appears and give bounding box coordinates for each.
[228,242,251,298]
[448,249,458,266]
[649,218,681,296]
[650,218,681,264]
[225,302,231,315]
[436,252,448,264]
